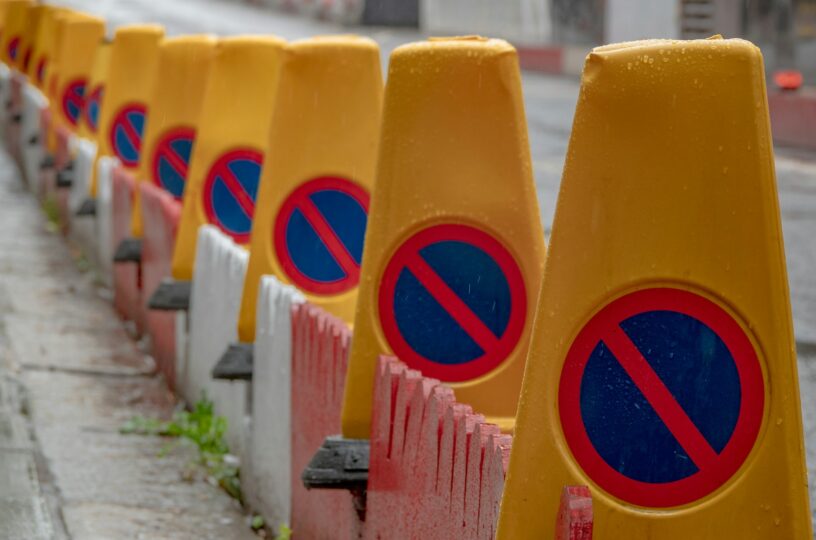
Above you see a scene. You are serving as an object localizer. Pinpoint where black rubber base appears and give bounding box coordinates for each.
[40,154,55,170]
[113,238,142,263]
[211,342,254,381]
[302,435,370,491]
[75,198,96,217]
[55,168,73,188]
[148,279,192,311]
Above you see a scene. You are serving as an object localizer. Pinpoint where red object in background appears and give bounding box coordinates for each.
[774,70,803,91]
[516,46,563,74]
[112,168,144,334]
[768,88,816,151]
[556,486,594,540]
[141,182,182,387]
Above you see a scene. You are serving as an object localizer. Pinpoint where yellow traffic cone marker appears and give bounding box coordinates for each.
[96,24,164,172]
[236,35,383,345]
[1,0,32,68]
[498,37,812,539]
[52,14,105,135]
[170,36,286,282]
[340,36,547,440]
[129,35,217,238]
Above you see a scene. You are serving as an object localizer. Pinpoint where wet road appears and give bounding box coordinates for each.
[50,0,816,522]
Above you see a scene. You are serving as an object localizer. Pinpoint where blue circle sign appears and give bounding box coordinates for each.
[378,224,526,383]
[61,79,86,127]
[202,148,263,244]
[109,103,147,168]
[274,176,370,295]
[151,126,194,200]
[559,287,764,508]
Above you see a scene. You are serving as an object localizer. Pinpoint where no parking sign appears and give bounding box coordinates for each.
[7,36,20,62]
[61,79,86,128]
[202,148,263,244]
[559,287,764,507]
[109,103,147,168]
[378,224,526,382]
[151,127,194,200]
[274,176,369,295]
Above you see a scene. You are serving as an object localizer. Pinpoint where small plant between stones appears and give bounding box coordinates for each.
[120,394,290,538]
[120,394,240,498]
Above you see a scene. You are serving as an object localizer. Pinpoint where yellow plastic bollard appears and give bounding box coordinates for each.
[171,36,286,281]
[43,13,77,154]
[127,35,217,239]
[78,40,110,142]
[95,24,164,170]
[19,3,46,76]
[53,15,105,133]
[340,37,546,439]
[236,35,382,344]
[497,37,812,539]
[83,41,110,199]
[28,5,67,90]
[1,0,31,68]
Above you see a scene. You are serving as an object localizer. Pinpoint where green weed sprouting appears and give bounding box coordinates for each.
[120,394,240,501]
[120,395,294,536]
[274,523,292,540]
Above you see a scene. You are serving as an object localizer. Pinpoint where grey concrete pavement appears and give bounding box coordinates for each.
[0,374,55,540]
[0,149,256,538]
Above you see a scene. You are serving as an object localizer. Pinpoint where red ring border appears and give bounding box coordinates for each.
[61,78,87,128]
[150,126,195,199]
[273,176,370,296]
[108,102,147,168]
[558,287,765,508]
[378,223,527,383]
[202,147,264,245]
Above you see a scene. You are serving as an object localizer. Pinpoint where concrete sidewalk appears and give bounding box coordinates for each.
[0,149,255,538]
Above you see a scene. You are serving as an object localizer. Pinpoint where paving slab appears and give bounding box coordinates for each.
[0,143,258,539]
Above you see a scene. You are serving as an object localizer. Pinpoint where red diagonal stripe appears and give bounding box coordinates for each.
[215,163,255,218]
[119,115,142,152]
[404,252,500,353]
[602,324,719,471]
[295,197,360,279]
[158,145,189,178]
